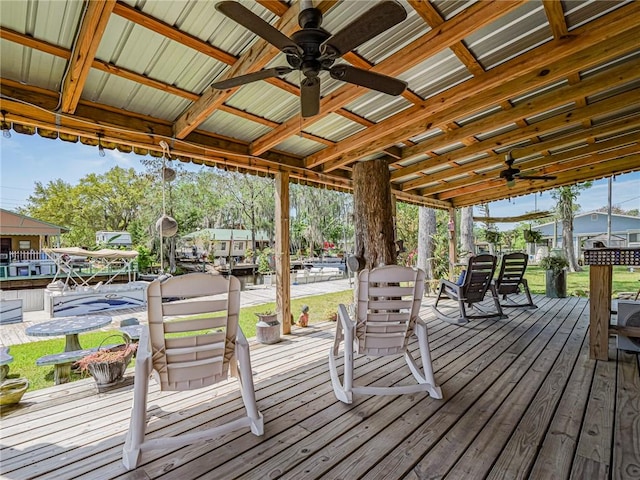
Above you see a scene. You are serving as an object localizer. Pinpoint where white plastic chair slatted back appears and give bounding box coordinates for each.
[356,265,425,355]
[146,273,240,391]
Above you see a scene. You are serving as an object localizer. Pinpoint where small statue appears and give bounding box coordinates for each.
[297,305,310,327]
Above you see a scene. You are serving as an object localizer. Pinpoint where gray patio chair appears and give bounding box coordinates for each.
[494,252,537,309]
[329,265,442,404]
[432,254,507,324]
[122,273,263,470]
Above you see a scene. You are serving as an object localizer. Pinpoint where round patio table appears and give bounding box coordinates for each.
[25,315,112,352]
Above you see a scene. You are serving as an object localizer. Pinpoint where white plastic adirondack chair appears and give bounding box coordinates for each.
[329,265,442,404]
[122,273,263,470]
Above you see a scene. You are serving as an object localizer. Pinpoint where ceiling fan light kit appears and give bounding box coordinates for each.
[212,1,409,117]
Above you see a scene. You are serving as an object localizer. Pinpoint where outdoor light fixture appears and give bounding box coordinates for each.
[1,111,11,138]
[97,133,105,157]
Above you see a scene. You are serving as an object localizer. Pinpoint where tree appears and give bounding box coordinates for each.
[23,168,150,247]
[460,206,474,260]
[417,206,437,278]
[395,202,418,266]
[352,160,396,269]
[551,183,592,272]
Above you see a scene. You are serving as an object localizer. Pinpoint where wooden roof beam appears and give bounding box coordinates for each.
[391,55,640,181]
[423,116,640,197]
[173,1,338,140]
[452,154,640,207]
[408,0,485,77]
[430,134,640,199]
[400,88,640,191]
[112,2,236,65]
[315,3,640,172]
[0,27,200,102]
[60,0,116,113]
[250,0,523,157]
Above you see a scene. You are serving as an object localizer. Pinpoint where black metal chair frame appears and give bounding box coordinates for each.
[494,252,537,309]
[432,254,507,325]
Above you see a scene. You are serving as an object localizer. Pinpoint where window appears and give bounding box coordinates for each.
[629,233,639,243]
[18,240,31,249]
[216,242,227,251]
[234,241,244,250]
[591,214,598,221]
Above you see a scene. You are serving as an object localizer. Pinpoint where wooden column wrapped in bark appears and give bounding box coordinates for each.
[352,159,397,270]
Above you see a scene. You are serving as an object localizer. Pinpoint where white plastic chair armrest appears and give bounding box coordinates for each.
[337,304,355,330]
[136,326,152,361]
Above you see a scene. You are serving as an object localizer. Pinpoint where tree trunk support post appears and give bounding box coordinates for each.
[448,207,457,280]
[275,172,292,335]
[352,159,397,270]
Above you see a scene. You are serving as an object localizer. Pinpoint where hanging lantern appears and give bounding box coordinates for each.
[162,166,176,182]
[155,214,178,237]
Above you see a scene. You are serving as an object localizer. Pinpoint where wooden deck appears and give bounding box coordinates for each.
[1,295,638,480]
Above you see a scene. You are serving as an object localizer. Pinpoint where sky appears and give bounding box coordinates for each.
[1,133,639,231]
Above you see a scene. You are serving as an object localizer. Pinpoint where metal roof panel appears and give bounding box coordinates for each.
[200,110,272,142]
[303,113,365,143]
[464,1,553,70]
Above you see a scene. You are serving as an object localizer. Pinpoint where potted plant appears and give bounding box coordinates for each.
[484,229,501,245]
[76,336,137,391]
[539,254,569,298]
[523,228,542,243]
[255,311,280,344]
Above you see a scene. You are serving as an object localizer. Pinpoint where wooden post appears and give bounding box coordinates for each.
[352,159,396,269]
[448,207,457,280]
[275,172,291,334]
[589,264,612,360]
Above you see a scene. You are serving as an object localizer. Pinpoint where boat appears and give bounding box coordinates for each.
[42,247,148,317]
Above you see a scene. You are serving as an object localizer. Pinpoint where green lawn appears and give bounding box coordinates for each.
[6,265,638,393]
[5,289,354,392]
[521,265,639,297]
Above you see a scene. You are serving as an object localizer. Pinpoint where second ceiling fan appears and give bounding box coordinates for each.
[212,0,409,118]
[499,151,558,187]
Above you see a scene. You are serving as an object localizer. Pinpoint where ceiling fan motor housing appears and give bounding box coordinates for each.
[290,29,334,77]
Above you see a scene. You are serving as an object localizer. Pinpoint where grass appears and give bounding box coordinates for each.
[520,265,639,297]
[6,265,638,393]
[5,289,354,392]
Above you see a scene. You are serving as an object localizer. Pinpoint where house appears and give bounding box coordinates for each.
[95,231,133,247]
[0,209,68,267]
[532,211,640,258]
[180,229,270,260]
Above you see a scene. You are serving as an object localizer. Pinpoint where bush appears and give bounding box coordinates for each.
[539,255,569,273]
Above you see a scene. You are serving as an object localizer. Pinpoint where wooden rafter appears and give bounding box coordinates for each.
[250,0,523,157]
[427,117,640,199]
[60,0,116,113]
[1,0,639,210]
[408,0,485,77]
[0,27,200,102]
[173,1,339,139]
[390,56,640,182]
[315,5,640,173]
[431,137,640,200]
[112,2,237,65]
[452,154,640,207]
[400,88,640,192]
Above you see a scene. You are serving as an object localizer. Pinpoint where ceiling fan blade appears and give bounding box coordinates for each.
[301,77,320,118]
[216,1,302,56]
[320,1,407,59]
[212,66,293,90]
[330,65,407,96]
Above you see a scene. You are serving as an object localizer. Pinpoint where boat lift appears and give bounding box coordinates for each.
[43,247,139,288]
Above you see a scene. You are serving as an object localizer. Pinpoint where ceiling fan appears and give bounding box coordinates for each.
[212,0,408,118]
[499,151,558,187]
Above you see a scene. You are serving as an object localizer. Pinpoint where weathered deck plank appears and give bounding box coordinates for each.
[0,295,638,480]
